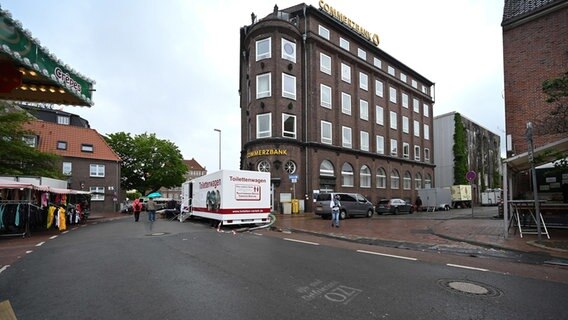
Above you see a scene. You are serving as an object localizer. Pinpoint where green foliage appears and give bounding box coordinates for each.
[453,113,468,185]
[0,102,61,178]
[536,72,568,135]
[105,132,187,195]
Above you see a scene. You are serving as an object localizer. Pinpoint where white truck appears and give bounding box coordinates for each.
[417,187,452,211]
[450,185,472,208]
[180,170,271,225]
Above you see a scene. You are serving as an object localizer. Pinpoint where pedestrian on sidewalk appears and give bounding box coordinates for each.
[132,198,142,222]
[415,196,423,212]
[147,197,157,222]
[330,195,341,228]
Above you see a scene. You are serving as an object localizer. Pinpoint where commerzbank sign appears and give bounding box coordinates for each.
[319,0,380,47]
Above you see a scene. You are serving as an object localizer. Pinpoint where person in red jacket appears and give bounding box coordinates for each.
[132,198,143,222]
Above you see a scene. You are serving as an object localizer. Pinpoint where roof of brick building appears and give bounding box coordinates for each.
[183,158,205,171]
[502,0,565,25]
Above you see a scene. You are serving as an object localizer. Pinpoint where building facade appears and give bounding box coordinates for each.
[239,2,435,211]
[159,158,207,200]
[434,112,501,202]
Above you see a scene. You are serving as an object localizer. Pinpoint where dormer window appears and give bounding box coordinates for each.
[81,144,94,153]
[57,115,70,125]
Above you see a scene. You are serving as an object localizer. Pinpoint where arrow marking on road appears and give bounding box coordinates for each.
[447,264,488,272]
[284,238,320,246]
[357,250,418,261]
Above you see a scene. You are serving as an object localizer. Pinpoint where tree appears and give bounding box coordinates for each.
[0,102,61,177]
[105,132,187,195]
[453,113,468,185]
[536,72,568,135]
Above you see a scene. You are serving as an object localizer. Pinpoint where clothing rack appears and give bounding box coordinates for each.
[0,200,33,238]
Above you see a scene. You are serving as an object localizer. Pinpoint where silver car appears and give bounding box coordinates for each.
[314,192,375,219]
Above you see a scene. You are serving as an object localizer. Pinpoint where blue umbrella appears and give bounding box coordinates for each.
[147,192,161,198]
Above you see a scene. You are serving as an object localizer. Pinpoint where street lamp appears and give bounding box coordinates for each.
[214,129,221,170]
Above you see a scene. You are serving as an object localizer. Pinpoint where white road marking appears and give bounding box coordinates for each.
[447,263,489,272]
[357,249,418,261]
[26,250,33,254]
[62,231,69,234]
[49,235,58,239]
[35,241,45,247]
[284,238,320,246]
[0,265,9,274]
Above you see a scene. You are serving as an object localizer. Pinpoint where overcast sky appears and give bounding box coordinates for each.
[2,0,506,172]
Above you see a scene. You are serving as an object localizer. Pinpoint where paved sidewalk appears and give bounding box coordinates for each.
[271,206,568,261]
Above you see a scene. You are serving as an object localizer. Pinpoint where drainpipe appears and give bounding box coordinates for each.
[303,5,309,208]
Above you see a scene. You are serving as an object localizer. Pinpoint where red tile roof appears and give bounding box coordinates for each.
[184,158,205,171]
[23,120,121,162]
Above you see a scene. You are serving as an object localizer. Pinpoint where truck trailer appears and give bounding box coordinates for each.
[417,187,452,211]
[450,185,472,208]
[180,170,271,225]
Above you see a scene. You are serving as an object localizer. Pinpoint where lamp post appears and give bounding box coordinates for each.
[214,129,221,170]
[526,122,542,240]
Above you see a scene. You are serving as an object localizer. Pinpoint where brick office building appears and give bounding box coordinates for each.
[239,2,435,211]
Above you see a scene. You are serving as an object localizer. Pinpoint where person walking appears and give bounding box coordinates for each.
[330,195,341,228]
[415,196,423,212]
[132,198,142,222]
[146,197,157,222]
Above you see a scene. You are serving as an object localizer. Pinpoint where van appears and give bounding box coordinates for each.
[314,192,374,220]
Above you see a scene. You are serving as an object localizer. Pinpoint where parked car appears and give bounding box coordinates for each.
[376,198,414,215]
[314,192,375,219]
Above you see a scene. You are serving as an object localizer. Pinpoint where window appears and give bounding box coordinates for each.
[62,162,72,176]
[411,79,418,88]
[318,25,330,40]
[281,38,296,63]
[282,73,296,100]
[425,173,432,188]
[373,57,382,69]
[320,53,331,74]
[402,116,409,134]
[376,135,384,154]
[356,73,368,92]
[284,160,296,174]
[415,173,422,190]
[320,84,332,108]
[357,48,366,60]
[390,169,400,189]
[413,98,420,113]
[57,115,70,125]
[257,160,270,172]
[400,73,407,83]
[360,165,371,188]
[81,144,93,152]
[376,105,384,125]
[341,92,351,115]
[321,120,332,144]
[342,126,352,148]
[359,99,368,120]
[320,160,335,176]
[360,131,369,151]
[57,141,67,150]
[375,80,383,97]
[414,120,420,137]
[341,162,354,187]
[388,65,395,76]
[390,111,397,130]
[424,104,430,117]
[90,164,105,177]
[256,37,271,61]
[256,73,271,99]
[90,186,105,201]
[414,145,421,161]
[424,148,430,162]
[402,92,409,108]
[424,124,430,140]
[23,135,37,148]
[339,37,350,51]
[403,171,412,190]
[341,63,351,83]
[376,167,386,188]
[257,113,272,138]
[390,139,397,156]
[389,87,397,103]
[403,143,410,158]
[282,113,296,138]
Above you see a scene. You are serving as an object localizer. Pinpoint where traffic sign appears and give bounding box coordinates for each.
[466,171,476,182]
[289,175,298,180]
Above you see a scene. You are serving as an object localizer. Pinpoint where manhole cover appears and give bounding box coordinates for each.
[437,279,502,297]
[146,232,168,236]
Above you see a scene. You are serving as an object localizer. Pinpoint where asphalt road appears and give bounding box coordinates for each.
[1,218,567,320]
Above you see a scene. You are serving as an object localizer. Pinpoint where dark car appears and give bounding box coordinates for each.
[314,192,375,219]
[376,198,414,215]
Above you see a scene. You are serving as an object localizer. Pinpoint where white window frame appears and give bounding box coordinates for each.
[57,115,70,125]
[389,87,397,103]
[402,143,410,159]
[424,104,430,117]
[320,52,331,75]
[402,116,409,134]
[357,48,367,60]
[339,37,350,51]
[376,135,384,154]
[321,120,332,144]
[375,79,384,97]
[57,141,67,150]
[359,72,368,91]
[390,111,397,130]
[90,164,105,177]
[411,79,418,89]
[402,92,409,108]
[90,186,105,201]
[256,113,272,138]
[390,170,400,190]
[282,113,296,139]
[62,162,72,176]
[23,135,37,148]
[403,171,412,190]
[81,144,93,152]
[281,38,296,63]
[360,131,369,151]
[424,148,431,162]
[373,57,382,69]
[413,98,420,113]
[359,99,369,121]
[414,145,421,161]
[282,73,296,100]
[376,168,386,189]
[341,63,351,83]
[256,73,271,99]
[256,37,271,61]
[388,65,395,76]
[342,126,352,148]
[360,165,371,188]
[415,173,422,190]
[424,124,430,140]
[341,92,351,115]
[390,139,398,156]
[341,163,354,187]
[320,84,332,108]
[375,105,384,126]
[414,120,420,137]
[318,25,330,40]
[400,73,407,83]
